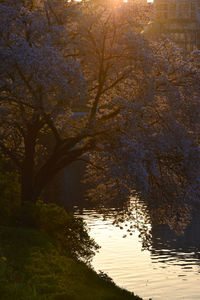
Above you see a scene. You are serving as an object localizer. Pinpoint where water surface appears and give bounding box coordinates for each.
[75,207,200,300]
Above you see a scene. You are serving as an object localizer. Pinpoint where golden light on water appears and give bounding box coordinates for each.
[77,208,200,300]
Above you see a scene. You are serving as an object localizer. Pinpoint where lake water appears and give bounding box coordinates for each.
[75,205,200,300]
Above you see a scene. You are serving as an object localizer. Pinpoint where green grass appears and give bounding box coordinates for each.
[0,226,142,300]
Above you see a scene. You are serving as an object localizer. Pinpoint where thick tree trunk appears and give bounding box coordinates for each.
[21,127,37,204]
[32,145,91,204]
[19,128,39,226]
[21,175,35,204]
[20,126,93,205]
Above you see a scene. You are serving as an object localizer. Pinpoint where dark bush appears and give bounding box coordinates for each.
[11,201,99,262]
[0,158,99,262]
[0,159,20,225]
[37,202,99,262]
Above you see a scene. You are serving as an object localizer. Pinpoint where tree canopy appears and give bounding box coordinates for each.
[0,0,199,233]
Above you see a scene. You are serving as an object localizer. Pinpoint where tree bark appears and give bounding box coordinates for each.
[21,127,37,204]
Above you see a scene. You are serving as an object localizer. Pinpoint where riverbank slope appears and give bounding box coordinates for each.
[0,226,142,300]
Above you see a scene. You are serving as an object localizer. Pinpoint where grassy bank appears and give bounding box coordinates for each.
[0,226,142,300]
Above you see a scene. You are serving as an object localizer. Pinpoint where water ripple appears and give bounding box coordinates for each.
[76,208,200,300]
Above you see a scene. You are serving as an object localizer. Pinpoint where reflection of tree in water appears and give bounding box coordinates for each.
[93,199,200,270]
[149,210,200,268]
[89,196,194,250]
[46,165,199,260]
[75,196,153,248]
[73,191,197,252]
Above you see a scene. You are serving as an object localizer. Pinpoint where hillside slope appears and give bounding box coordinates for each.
[0,226,142,300]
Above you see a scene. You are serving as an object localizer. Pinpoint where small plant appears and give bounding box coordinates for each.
[98,270,113,283]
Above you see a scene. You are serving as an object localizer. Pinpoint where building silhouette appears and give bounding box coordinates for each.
[144,0,200,50]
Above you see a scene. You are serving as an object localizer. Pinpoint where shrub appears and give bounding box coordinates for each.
[9,201,99,263]
[37,202,99,262]
[0,158,99,263]
[0,159,20,225]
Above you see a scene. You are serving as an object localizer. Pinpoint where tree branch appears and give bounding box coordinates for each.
[76,157,104,171]
[42,113,61,143]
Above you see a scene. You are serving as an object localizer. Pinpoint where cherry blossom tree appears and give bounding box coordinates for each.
[84,38,200,233]
[0,0,199,232]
